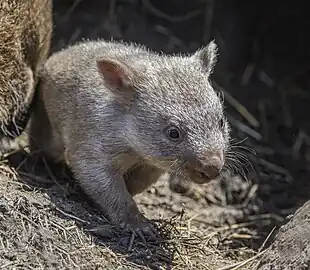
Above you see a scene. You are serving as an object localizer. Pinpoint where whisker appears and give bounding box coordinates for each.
[227,160,248,180]
[224,161,238,175]
[225,151,253,180]
[230,137,248,146]
[226,157,245,174]
[230,145,256,155]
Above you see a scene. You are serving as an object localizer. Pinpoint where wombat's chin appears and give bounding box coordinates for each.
[185,169,216,185]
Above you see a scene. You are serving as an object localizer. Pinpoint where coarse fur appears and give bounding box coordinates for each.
[29,39,231,236]
[0,0,52,154]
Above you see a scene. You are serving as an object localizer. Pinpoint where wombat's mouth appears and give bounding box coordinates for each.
[196,171,208,179]
[185,169,214,184]
[193,171,212,184]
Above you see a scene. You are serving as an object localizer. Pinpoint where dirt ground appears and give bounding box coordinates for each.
[1,0,310,269]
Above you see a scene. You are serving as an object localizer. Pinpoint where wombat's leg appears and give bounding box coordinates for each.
[28,93,64,163]
[124,165,165,196]
[28,91,52,153]
[43,128,64,163]
[67,148,158,240]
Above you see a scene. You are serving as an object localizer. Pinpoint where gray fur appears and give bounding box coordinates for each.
[29,39,231,235]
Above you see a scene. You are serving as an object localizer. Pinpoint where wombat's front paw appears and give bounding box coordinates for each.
[120,213,159,243]
[87,214,158,243]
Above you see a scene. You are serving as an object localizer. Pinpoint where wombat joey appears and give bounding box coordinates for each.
[29,39,231,239]
[0,0,52,155]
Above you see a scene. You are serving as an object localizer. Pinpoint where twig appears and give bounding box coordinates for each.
[251,226,277,269]
[258,100,269,141]
[292,130,305,159]
[258,226,276,253]
[246,213,283,223]
[127,231,135,252]
[291,130,310,159]
[141,0,203,23]
[241,63,256,87]
[258,158,293,182]
[18,171,53,185]
[213,82,260,128]
[227,114,262,141]
[55,207,88,224]
[62,0,84,20]
[1,262,14,269]
[258,70,275,88]
[14,210,40,228]
[217,250,267,270]
[216,214,282,233]
[242,184,258,207]
[41,156,70,195]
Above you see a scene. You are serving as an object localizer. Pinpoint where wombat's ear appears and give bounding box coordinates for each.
[194,40,218,76]
[97,58,137,94]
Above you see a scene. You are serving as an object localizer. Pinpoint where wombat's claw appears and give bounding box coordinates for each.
[121,220,159,243]
[133,228,146,244]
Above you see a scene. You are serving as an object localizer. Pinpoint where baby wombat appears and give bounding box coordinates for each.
[0,0,52,154]
[29,40,231,238]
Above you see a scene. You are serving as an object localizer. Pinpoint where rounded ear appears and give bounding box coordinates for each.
[194,40,218,76]
[96,58,138,96]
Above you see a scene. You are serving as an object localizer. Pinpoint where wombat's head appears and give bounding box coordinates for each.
[96,41,230,184]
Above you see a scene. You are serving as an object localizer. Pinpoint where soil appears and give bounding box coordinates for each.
[257,200,310,270]
[2,0,310,269]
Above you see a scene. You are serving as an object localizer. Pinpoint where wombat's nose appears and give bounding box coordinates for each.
[202,163,222,179]
[199,151,224,179]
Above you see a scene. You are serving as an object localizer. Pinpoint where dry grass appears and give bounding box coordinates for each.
[0,149,268,269]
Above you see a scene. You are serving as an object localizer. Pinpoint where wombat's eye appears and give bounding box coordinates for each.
[165,126,182,142]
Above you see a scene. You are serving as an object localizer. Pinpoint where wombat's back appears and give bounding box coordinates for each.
[0,0,52,153]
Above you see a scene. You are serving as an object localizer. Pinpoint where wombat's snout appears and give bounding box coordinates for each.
[194,150,224,180]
